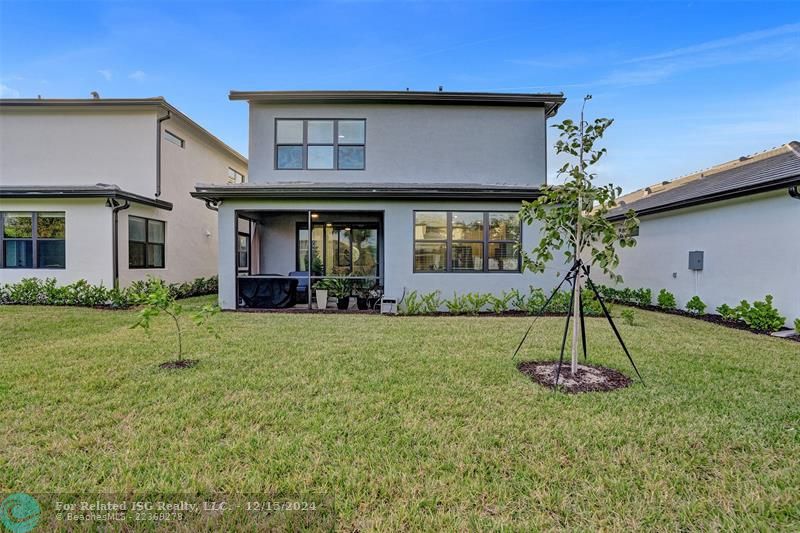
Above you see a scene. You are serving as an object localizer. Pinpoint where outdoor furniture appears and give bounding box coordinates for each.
[288,271,310,304]
[238,276,298,309]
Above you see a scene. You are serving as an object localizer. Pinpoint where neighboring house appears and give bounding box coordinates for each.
[604,141,800,325]
[192,90,566,310]
[0,97,248,288]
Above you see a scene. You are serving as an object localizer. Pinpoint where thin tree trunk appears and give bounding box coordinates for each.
[571,270,581,374]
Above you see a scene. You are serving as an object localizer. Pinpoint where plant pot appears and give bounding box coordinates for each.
[315,289,328,310]
[356,297,368,310]
[337,297,350,310]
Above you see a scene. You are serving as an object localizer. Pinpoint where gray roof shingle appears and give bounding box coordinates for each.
[608,142,800,220]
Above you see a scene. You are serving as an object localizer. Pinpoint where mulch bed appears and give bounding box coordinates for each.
[785,334,800,343]
[517,360,632,393]
[159,359,198,370]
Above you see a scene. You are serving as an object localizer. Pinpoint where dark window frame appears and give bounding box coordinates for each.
[228,167,246,184]
[237,231,250,274]
[295,221,381,278]
[164,129,185,148]
[413,210,522,273]
[275,119,366,171]
[128,215,166,269]
[0,211,66,269]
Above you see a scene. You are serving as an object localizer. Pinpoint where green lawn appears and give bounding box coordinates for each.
[1,297,799,530]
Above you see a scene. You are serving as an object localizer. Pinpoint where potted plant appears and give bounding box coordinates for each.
[354,282,382,310]
[313,279,333,310]
[327,278,352,310]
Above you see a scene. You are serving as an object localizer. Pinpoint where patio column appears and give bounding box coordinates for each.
[307,209,312,310]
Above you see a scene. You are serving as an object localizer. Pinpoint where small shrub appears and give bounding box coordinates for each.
[633,288,652,307]
[547,290,571,314]
[526,287,547,314]
[508,288,526,312]
[716,303,738,321]
[400,290,423,315]
[445,293,468,315]
[463,292,491,315]
[581,289,603,316]
[621,308,636,326]
[735,295,785,332]
[686,295,707,315]
[489,291,514,314]
[794,318,800,334]
[419,291,443,314]
[657,289,677,310]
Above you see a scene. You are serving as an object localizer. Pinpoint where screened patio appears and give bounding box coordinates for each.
[234,209,383,310]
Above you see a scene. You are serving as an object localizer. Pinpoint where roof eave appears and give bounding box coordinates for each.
[0,187,173,210]
[229,91,566,117]
[191,185,542,202]
[607,176,800,221]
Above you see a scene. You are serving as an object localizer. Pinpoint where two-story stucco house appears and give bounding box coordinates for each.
[0,97,247,288]
[192,90,565,310]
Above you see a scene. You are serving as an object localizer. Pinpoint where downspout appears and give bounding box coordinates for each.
[155,111,171,197]
[789,185,800,200]
[109,199,130,289]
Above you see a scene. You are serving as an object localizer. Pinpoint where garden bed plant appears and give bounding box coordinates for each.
[0,275,218,309]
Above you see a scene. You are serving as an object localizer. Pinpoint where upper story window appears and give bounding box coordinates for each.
[129,216,165,269]
[413,211,520,273]
[164,130,185,148]
[1,211,66,269]
[228,167,246,184]
[275,119,365,170]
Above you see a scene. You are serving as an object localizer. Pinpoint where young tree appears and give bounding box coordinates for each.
[131,277,220,365]
[518,96,638,375]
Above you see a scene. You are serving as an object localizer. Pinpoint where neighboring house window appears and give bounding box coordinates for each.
[0,211,66,269]
[228,167,246,184]
[164,130,185,148]
[237,233,249,273]
[276,119,365,170]
[129,216,165,268]
[296,222,379,277]
[413,211,521,273]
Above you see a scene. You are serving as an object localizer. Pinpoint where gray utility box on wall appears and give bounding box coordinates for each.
[688,251,704,271]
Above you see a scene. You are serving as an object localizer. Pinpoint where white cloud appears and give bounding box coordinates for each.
[0,83,20,98]
[623,23,800,64]
[98,69,113,81]
[128,70,146,82]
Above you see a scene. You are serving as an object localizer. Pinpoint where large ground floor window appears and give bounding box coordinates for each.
[0,211,65,269]
[414,211,521,273]
[296,222,379,277]
[129,216,165,268]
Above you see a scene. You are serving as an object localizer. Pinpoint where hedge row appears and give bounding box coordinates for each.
[0,276,218,308]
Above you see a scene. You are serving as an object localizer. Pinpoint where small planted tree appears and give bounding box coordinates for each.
[131,277,220,368]
[518,96,638,376]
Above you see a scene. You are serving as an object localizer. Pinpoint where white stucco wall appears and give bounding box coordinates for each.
[216,198,563,310]
[247,103,547,187]
[119,115,247,285]
[0,198,113,286]
[1,106,247,287]
[0,108,158,197]
[597,190,800,325]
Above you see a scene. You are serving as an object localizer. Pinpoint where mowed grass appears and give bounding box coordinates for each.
[1,297,799,530]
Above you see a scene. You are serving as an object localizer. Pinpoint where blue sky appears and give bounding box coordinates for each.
[1,1,798,192]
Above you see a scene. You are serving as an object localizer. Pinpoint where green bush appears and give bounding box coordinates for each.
[0,276,218,308]
[795,318,800,334]
[734,295,785,332]
[716,304,738,321]
[400,290,442,315]
[621,308,636,326]
[445,293,468,315]
[686,295,707,315]
[489,291,514,314]
[657,289,677,310]
[463,293,491,315]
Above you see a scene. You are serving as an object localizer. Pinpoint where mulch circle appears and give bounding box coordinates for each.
[517,360,632,393]
[159,359,199,370]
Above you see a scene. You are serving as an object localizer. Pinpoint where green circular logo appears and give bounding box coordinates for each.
[0,494,40,533]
